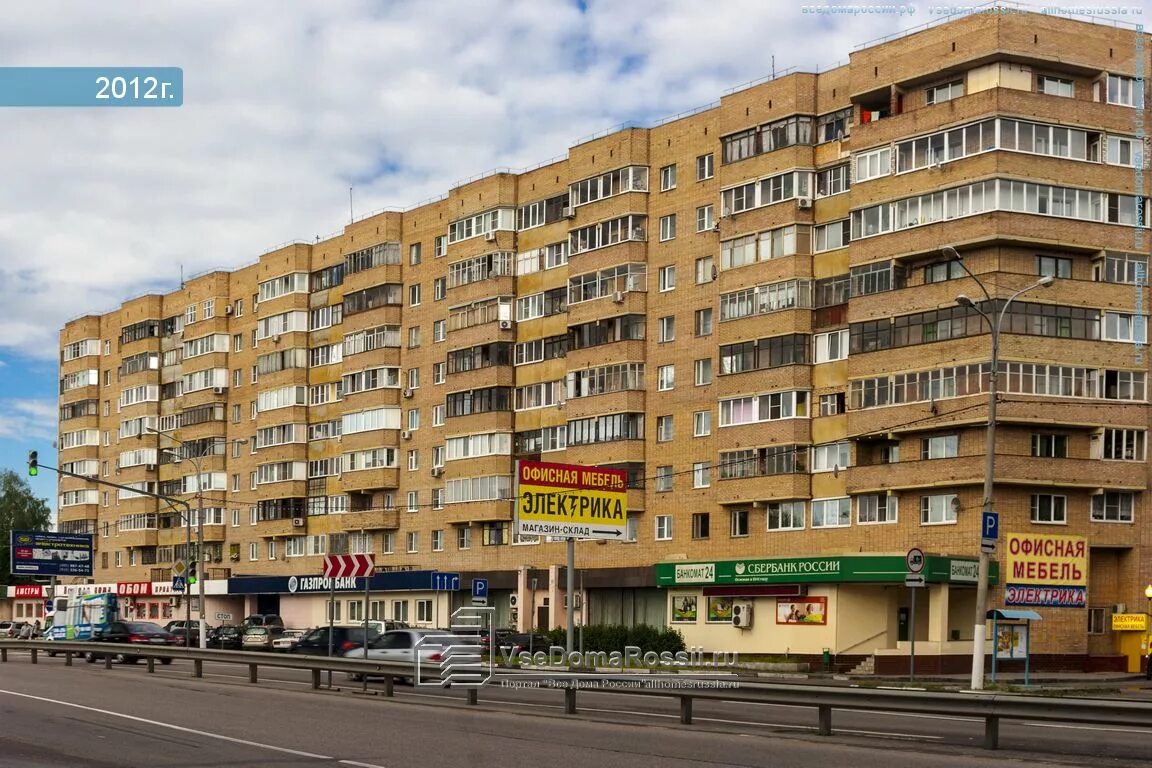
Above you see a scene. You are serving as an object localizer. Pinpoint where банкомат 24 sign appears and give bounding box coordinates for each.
[9,530,94,577]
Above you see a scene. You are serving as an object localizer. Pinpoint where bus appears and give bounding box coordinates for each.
[46,593,120,641]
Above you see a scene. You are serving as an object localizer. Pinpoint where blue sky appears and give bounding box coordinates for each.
[0,0,1028,516]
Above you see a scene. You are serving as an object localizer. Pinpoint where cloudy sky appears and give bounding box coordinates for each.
[0,0,960,509]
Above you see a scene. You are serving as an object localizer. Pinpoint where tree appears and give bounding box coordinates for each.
[0,470,53,589]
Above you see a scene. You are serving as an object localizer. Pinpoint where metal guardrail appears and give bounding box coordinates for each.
[3,640,1151,750]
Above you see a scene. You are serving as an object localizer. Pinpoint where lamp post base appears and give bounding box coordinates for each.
[970,622,987,690]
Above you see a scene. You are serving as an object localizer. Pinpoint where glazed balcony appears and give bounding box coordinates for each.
[846,455,1147,494]
[438,501,515,526]
[337,508,401,531]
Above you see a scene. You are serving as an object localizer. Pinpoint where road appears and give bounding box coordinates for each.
[0,654,1149,767]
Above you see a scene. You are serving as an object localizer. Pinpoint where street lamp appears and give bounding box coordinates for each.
[943,245,1055,691]
[144,427,207,650]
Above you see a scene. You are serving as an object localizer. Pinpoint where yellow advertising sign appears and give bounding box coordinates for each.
[516,460,628,540]
[1111,613,1148,632]
[1005,533,1087,585]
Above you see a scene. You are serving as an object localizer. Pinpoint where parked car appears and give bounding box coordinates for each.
[271,628,306,652]
[365,620,409,634]
[0,621,28,639]
[342,629,450,682]
[500,633,553,657]
[168,626,203,647]
[83,621,182,664]
[291,626,379,656]
[239,614,285,629]
[207,624,243,650]
[241,625,285,651]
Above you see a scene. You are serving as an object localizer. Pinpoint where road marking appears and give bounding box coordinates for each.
[1023,722,1152,734]
[0,687,389,765]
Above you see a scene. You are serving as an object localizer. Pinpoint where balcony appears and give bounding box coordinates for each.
[449,275,515,306]
[341,467,401,493]
[116,529,159,549]
[200,524,227,543]
[258,516,304,538]
[712,473,810,506]
[847,455,1148,494]
[567,289,647,328]
[337,508,400,531]
[564,440,645,467]
[438,501,515,526]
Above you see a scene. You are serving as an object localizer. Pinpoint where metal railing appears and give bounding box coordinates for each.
[3,639,1150,750]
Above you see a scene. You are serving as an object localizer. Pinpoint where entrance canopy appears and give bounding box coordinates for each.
[987,609,1042,621]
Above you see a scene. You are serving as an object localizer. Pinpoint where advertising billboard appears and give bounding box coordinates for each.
[1004,532,1086,608]
[515,460,628,540]
[9,530,94,577]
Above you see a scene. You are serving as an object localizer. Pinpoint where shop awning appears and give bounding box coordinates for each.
[987,609,1042,621]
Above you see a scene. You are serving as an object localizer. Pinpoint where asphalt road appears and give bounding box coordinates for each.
[0,654,1149,768]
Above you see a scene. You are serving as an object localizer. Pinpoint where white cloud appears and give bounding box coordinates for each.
[0,0,912,358]
[0,398,57,442]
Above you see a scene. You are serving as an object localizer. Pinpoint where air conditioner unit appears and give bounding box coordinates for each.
[292,517,305,527]
[613,291,626,303]
[485,231,497,242]
[1112,603,1127,614]
[797,197,813,209]
[721,206,732,218]
[509,594,519,609]
[401,430,412,440]
[145,464,157,472]
[212,386,226,395]
[711,224,720,233]
[562,206,575,219]
[498,319,513,330]
[431,467,444,477]
[732,601,754,628]
[224,305,234,315]
[272,334,282,343]
[402,388,414,399]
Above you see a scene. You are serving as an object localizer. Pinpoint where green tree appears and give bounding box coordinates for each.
[0,469,53,589]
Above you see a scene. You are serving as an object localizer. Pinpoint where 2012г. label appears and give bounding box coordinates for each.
[96,76,168,100]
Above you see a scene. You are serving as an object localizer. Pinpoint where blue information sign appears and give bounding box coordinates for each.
[472,578,489,599]
[982,511,999,541]
[0,68,183,107]
[432,572,461,591]
[9,531,93,577]
[172,576,187,593]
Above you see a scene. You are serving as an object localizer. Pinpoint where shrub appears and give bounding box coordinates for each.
[539,624,685,655]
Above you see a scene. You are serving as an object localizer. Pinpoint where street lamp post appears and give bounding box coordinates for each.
[146,427,207,650]
[943,246,1054,691]
[1144,585,1152,679]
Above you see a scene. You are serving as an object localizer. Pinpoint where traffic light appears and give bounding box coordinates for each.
[187,561,197,587]
[27,451,38,477]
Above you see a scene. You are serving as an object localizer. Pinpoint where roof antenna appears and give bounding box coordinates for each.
[349,186,355,224]
[771,56,775,80]
[180,263,184,289]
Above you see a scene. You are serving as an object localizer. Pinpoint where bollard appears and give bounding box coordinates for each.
[817,705,832,736]
[30,649,37,664]
[822,647,831,672]
[564,687,577,715]
[311,669,321,690]
[104,654,113,670]
[147,656,155,673]
[193,659,203,678]
[65,652,73,667]
[1,647,7,662]
[467,688,478,706]
[984,716,1000,750]
[383,675,394,697]
[249,664,258,684]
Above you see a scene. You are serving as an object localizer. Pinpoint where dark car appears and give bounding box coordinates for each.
[168,626,203,647]
[207,624,243,650]
[84,621,182,664]
[291,626,380,656]
[239,614,285,630]
[500,633,553,657]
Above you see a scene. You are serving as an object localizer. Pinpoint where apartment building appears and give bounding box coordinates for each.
[55,10,1149,670]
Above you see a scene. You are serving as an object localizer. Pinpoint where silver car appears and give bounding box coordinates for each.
[342,629,451,682]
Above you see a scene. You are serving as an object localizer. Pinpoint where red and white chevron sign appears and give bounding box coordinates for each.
[323,553,375,579]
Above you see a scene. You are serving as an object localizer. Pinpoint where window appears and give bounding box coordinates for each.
[696,205,714,232]
[696,153,713,181]
[659,164,677,191]
[1103,312,1147,343]
[1101,428,1145,461]
[655,466,673,492]
[811,497,850,528]
[1091,492,1134,522]
[1030,494,1067,524]
[1104,74,1144,108]
[924,260,964,284]
[417,599,433,623]
[920,494,958,525]
[409,242,422,265]
[813,330,847,363]
[816,164,850,197]
[692,462,710,489]
[659,265,676,292]
[659,214,677,241]
[433,320,446,343]
[457,527,470,550]
[658,316,675,342]
[1031,434,1068,458]
[921,435,959,459]
[693,359,712,386]
[1037,76,1073,98]
[926,80,964,105]
[857,494,897,524]
[431,530,444,552]
[656,415,674,442]
[1036,255,1072,279]
[434,277,447,301]
[730,509,749,537]
[693,410,711,437]
[695,256,714,284]
[854,147,891,182]
[1107,136,1142,168]
[767,501,805,531]
[694,308,712,337]
[811,442,850,472]
[657,365,675,391]
[406,532,418,553]
[691,512,710,539]
[655,515,672,540]
[818,393,845,416]
[817,108,851,143]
